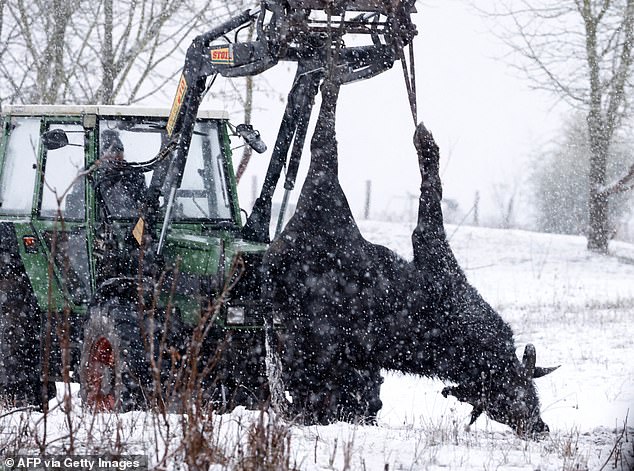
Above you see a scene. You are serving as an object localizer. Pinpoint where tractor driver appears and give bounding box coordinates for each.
[96,129,147,219]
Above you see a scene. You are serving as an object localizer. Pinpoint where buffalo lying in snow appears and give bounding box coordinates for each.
[263,77,558,437]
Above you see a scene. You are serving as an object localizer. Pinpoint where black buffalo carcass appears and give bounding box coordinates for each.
[263,77,558,437]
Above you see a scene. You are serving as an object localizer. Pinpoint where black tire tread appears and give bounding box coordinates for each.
[0,278,53,409]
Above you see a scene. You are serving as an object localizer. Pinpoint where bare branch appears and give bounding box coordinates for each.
[0,0,254,105]
[599,161,634,195]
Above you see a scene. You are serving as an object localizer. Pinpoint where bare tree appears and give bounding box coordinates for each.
[531,112,633,235]
[0,0,266,176]
[485,0,634,252]
[0,0,255,106]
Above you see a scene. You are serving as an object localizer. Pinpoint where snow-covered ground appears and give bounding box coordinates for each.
[361,220,634,470]
[1,221,632,470]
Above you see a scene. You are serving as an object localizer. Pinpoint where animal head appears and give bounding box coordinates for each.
[443,344,558,438]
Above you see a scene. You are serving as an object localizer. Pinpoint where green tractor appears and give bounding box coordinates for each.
[0,105,270,411]
[0,0,417,413]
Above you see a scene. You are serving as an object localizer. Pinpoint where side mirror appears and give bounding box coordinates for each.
[236,124,267,154]
[41,129,69,150]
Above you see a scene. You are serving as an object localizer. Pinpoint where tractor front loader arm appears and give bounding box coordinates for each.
[153,0,418,250]
[152,8,285,253]
[241,42,396,242]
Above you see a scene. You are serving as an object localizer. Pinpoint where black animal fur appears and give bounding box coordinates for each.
[263,78,551,436]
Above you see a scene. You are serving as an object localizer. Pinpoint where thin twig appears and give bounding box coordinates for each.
[0,406,34,420]
[599,409,629,471]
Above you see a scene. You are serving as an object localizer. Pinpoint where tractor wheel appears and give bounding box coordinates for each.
[79,304,149,412]
[0,279,54,410]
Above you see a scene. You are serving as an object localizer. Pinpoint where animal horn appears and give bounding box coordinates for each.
[533,366,560,378]
[469,405,483,426]
[522,344,536,378]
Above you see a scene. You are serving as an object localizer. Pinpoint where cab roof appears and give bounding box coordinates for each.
[2,104,229,120]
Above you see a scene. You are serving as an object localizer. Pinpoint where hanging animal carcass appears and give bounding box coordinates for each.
[263,76,558,437]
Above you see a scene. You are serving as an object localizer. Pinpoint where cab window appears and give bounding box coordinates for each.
[39,123,86,220]
[96,120,158,219]
[0,117,41,215]
[175,121,232,220]
[95,118,233,222]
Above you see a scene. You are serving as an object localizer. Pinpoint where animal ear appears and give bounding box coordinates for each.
[522,343,560,378]
[533,365,560,378]
[522,344,536,378]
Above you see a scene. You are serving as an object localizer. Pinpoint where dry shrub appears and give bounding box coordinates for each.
[236,410,294,471]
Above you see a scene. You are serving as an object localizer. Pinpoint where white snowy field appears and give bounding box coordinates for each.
[1,221,633,470]
[360,220,634,470]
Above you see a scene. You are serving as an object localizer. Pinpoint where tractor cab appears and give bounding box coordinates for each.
[2,105,238,224]
[0,104,262,303]
[0,105,269,410]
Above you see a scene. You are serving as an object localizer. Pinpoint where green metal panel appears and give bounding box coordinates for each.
[84,126,98,294]
[12,222,66,311]
[162,229,267,324]
[163,233,220,275]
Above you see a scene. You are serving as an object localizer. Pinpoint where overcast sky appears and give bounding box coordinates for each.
[224,0,567,228]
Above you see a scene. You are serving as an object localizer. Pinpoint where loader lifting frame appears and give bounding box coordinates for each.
[155,0,417,248]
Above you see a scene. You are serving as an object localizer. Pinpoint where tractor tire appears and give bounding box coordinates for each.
[79,303,150,412]
[0,279,54,410]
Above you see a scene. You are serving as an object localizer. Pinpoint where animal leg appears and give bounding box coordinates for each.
[266,75,384,425]
[411,123,462,279]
